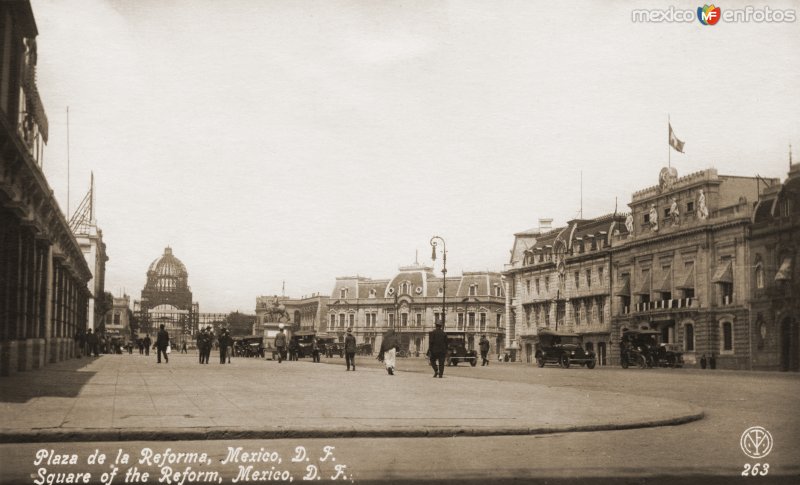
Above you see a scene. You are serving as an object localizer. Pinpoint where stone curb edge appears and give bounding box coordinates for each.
[0,410,704,443]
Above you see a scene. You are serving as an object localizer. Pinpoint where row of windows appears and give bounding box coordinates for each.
[338,284,503,299]
[328,312,502,329]
[682,322,733,354]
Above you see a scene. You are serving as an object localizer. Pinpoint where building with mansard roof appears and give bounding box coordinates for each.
[748,163,799,371]
[327,262,505,357]
[503,215,628,365]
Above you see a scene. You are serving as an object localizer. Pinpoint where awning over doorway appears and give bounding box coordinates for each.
[711,260,733,284]
[634,275,650,295]
[775,257,793,281]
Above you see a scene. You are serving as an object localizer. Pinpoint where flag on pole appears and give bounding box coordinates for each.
[669,123,685,153]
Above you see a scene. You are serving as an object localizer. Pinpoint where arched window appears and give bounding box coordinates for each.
[755,263,765,289]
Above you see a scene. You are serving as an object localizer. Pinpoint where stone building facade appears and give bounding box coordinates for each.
[328,262,505,356]
[103,294,132,344]
[748,163,799,371]
[610,168,775,369]
[255,293,329,342]
[503,215,627,365]
[0,1,93,375]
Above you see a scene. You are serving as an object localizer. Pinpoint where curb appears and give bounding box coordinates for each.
[0,409,704,443]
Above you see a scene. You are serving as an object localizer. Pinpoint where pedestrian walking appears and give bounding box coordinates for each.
[275,325,287,363]
[219,329,232,364]
[143,335,151,356]
[378,328,399,375]
[312,337,321,363]
[700,354,707,369]
[138,339,144,354]
[87,329,99,357]
[709,353,716,370]
[479,335,490,366]
[181,341,187,354]
[428,321,449,378]
[288,337,298,361]
[202,326,213,364]
[156,324,170,364]
[344,327,357,371]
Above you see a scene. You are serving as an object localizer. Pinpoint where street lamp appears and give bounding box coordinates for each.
[430,236,447,329]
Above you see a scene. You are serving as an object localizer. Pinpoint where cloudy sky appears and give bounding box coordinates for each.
[31,0,800,313]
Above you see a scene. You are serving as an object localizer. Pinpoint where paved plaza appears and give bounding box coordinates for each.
[0,352,702,443]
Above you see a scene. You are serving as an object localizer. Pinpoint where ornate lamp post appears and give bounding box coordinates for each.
[430,236,447,328]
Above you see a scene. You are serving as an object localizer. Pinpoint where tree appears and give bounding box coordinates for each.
[226,311,257,336]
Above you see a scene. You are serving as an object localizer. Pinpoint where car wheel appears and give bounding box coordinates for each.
[586,359,596,369]
[637,354,648,369]
[535,354,545,367]
[560,355,570,369]
[470,358,477,367]
[621,358,629,369]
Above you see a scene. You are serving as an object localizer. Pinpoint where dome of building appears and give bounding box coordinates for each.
[146,247,188,292]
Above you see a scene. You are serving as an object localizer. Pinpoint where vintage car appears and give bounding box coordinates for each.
[290,330,317,358]
[620,329,683,369]
[445,333,478,366]
[316,336,343,358]
[235,337,265,358]
[534,329,596,369]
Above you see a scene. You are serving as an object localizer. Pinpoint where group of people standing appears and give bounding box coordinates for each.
[196,326,234,364]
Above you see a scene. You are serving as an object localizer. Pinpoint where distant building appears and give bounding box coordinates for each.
[104,294,132,344]
[255,294,329,342]
[135,247,198,346]
[328,262,505,356]
[69,174,108,333]
[0,1,93,375]
[748,163,799,371]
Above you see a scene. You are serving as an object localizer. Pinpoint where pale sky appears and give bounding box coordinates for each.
[31,0,800,313]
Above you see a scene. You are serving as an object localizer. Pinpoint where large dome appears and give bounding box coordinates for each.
[146,247,188,292]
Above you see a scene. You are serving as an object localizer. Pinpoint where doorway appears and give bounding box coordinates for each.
[780,316,799,371]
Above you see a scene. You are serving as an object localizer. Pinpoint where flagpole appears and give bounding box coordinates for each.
[668,114,671,169]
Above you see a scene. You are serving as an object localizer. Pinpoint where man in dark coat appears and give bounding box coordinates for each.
[274,326,287,363]
[156,324,170,364]
[428,322,449,378]
[87,329,99,357]
[479,335,491,366]
[344,327,357,371]
[219,329,231,364]
[143,335,151,356]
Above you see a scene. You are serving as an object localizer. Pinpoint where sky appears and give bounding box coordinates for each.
[30,0,800,313]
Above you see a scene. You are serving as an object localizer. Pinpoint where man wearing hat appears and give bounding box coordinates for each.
[428,321,449,378]
[274,324,287,363]
[344,327,357,371]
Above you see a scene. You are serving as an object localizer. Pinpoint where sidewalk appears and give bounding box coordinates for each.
[0,352,703,443]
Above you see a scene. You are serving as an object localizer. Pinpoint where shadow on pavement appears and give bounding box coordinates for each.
[0,356,96,403]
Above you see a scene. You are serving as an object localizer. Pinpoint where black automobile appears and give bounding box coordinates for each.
[446,334,478,366]
[290,330,317,358]
[620,329,683,369]
[534,329,596,369]
[236,337,265,358]
[316,336,343,358]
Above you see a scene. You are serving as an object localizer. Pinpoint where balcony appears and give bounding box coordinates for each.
[633,298,697,313]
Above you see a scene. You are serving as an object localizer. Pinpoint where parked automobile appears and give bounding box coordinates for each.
[356,343,373,356]
[445,333,478,366]
[534,329,596,369]
[235,337,265,358]
[620,328,683,369]
[290,330,317,358]
[316,336,343,358]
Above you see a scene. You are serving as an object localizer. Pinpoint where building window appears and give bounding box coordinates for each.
[643,213,650,224]
[388,313,395,327]
[113,312,120,325]
[573,301,580,325]
[597,298,605,324]
[329,314,335,329]
[349,314,354,327]
[685,324,695,352]
[535,278,540,294]
[480,313,486,331]
[526,279,531,295]
[415,313,422,326]
[434,312,441,325]
[544,303,551,327]
[458,313,465,329]
[401,313,408,327]
[721,321,733,353]
[468,312,475,328]
[545,276,550,292]
[494,285,501,297]
[437,287,444,297]
[687,201,694,214]
[469,285,477,296]
[340,288,348,299]
[586,269,592,288]
[496,313,502,327]
[574,271,580,289]
[598,267,604,285]
[369,289,376,298]
[339,314,345,327]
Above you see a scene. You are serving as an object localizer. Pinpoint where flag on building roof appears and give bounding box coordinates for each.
[669,123,685,153]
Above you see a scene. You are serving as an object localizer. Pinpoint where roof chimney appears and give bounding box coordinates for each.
[539,218,553,232]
